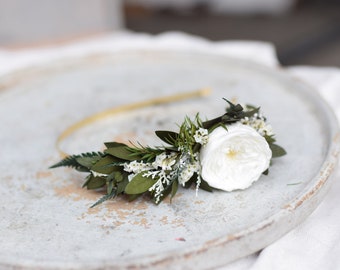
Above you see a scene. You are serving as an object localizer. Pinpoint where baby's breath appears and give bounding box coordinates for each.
[241,112,274,136]
[194,128,209,145]
[178,153,200,186]
[146,170,175,203]
[123,160,153,174]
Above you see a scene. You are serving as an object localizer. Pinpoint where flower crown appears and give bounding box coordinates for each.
[50,98,286,207]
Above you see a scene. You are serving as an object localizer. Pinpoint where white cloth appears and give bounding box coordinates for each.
[1,32,339,270]
[0,31,278,76]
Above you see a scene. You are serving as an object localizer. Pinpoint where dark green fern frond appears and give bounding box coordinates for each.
[49,152,104,171]
[90,190,116,208]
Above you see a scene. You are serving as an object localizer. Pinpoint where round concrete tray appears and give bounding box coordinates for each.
[0,51,339,269]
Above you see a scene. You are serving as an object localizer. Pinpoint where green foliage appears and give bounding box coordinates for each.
[199,179,213,192]
[105,146,137,161]
[126,143,164,162]
[86,175,106,190]
[90,190,116,208]
[104,142,128,148]
[202,99,260,131]
[50,97,286,207]
[49,152,104,172]
[128,194,142,202]
[125,172,156,194]
[264,134,287,158]
[155,130,179,146]
[176,114,203,158]
[170,180,179,202]
[116,174,129,194]
[270,143,287,158]
[91,156,123,174]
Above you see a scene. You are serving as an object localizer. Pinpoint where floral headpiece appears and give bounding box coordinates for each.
[50,97,286,207]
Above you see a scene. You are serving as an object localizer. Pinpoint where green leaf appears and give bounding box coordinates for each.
[270,144,287,158]
[199,179,213,192]
[75,166,91,173]
[105,146,137,161]
[76,156,102,169]
[202,116,223,130]
[116,174,129,194]
[264,135,276,144]
[155,130,179,146]
[113,171,124,182]
[86,175,106,190]
[82,174,92,188]
[242,107,260,118]
[170,180,178,202]
[125,172,156,194]
[91,156,123,174]
[104,142,128,149]
[106,179,114,194]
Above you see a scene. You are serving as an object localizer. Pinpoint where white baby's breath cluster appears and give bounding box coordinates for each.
[123,150,202,203]
[123,160,153,174]
[152,152,177,170]
[193,128,209,145]
[146,169,173,203]
[177,152,201,186]
[240,112,274,137]
[150,151,202,203]
[123,152,179,203]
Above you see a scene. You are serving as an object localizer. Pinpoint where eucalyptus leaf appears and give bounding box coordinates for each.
[91,156,123,174]
[170,180,178,201]
[270,144,287,158]
[125,172,156,194]
[86,176,106,190]
[116,175,129,194]
[82,174,92,188]
[128,194,141,202]
[76,156,102,169]
[105,146,137,161]
[104,142,128,149]
[264,135,276,144]
[114,171,124,182]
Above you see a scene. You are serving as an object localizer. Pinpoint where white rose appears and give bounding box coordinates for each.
[200,124,272,191]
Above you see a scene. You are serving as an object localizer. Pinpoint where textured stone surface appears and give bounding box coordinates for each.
[0,51,338,269]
